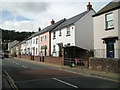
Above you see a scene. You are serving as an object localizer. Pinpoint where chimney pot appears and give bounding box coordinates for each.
[87,2,92,11]
[38,27,41,31]
[51,19,55,25]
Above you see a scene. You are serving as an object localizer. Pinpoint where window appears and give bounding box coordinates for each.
[53,32,56,39]
[36,48,37,55]
[67,27,70,36]
[106,13,114,29]
[59,30,62,36]
[36,38,38,44]
[45,35,47,41]
[67,43,70,46]
[53,45,56,52]
[41,37,43,42]
[33,39,35,44]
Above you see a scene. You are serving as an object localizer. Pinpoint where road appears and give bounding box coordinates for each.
[2,58,119,89]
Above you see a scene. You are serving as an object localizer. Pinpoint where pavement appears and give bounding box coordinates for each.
[14,57,120,82]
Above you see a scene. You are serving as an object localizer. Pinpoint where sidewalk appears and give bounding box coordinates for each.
[14,57,120,82]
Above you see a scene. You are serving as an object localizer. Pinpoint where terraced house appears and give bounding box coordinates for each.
[51,2,95,57]
[38,19,66,56]
[93,1,120,58]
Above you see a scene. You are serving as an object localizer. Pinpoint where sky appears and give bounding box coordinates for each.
[0,0,114,32]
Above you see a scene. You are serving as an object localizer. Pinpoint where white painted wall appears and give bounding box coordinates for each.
[21,43,26,55]
[75,10,95,50]
[31,36,39,56]
[93,9,119,58]
[51,25,75,57]
[26,39,32,55]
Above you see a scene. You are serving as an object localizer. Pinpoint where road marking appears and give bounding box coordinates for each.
[4,70,18,89]
[53,78,78,88]
[22,65,28,68]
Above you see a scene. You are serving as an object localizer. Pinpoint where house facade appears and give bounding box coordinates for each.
[31,35,39,56]
[93,1,120,58]
[26,38,32,55]
[38,19,66,56]
[51,2,96,57]
[20,40,26,55]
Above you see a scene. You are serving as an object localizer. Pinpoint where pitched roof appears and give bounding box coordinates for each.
[93,1,120,17]
[27,32,38,40]
[52,10,89,31]
[37,18,66,35]
[27,18,66,40]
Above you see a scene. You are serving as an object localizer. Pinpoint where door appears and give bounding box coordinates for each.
[107,41,114,58]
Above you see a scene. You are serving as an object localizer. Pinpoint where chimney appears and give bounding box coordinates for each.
[38,27,41,31]
[51,19,55,25]
[87,2,92,11]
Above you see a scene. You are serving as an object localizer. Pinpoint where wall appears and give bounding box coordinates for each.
[32,36,39,56]
[93,9,119,58]
[17,55,62,65]
[75,10,95,51]
[89,57,120,73]
[21,43,26,55]
[51,25,75,57]
[39,32,50,56]
[26,39,32,55]
[118,9,120,58]
[44,56,62,65]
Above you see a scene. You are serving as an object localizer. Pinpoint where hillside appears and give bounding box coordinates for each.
[0,28,35,50]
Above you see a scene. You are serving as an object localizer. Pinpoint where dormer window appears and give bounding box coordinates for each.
[105,13,114,30]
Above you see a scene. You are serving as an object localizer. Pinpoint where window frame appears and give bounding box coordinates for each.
[66,26,71,36]
[105,13,114,30]
[45,35,47,41]
[53,32,56,39]
[59,30,62,36]
[41,36,43,43]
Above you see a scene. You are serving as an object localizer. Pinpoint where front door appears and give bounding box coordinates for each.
[107,41,114,58]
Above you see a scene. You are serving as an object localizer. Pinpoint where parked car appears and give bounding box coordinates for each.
[4,50,9,58]
[0,51,4,59]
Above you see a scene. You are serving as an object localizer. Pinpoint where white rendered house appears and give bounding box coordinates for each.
[93,1,120,58]
[26,38,32,55]
[51,3,96,57]
[31,34,39,56]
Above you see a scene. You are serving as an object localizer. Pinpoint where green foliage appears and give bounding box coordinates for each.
[1,28,34,42]
[0,28,35,50]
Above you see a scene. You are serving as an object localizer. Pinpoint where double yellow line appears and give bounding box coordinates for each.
[3,72,18,90]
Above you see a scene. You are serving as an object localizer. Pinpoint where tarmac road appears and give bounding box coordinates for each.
[2,58,119,89]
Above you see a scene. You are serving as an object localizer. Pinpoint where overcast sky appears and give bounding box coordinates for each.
[0,0,113,32]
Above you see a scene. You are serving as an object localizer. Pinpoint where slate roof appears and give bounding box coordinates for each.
[93,1,120,17]
[52,10,89,32]
[37,18,66,35]
[27,18,66,40]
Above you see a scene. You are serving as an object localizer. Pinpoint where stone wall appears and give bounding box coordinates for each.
[89,57,120,73]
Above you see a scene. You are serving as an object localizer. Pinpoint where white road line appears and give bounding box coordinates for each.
[21,65,28,68]
[53,78,78,88]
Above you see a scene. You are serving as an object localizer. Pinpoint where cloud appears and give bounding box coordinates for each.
[0,1,113,32]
